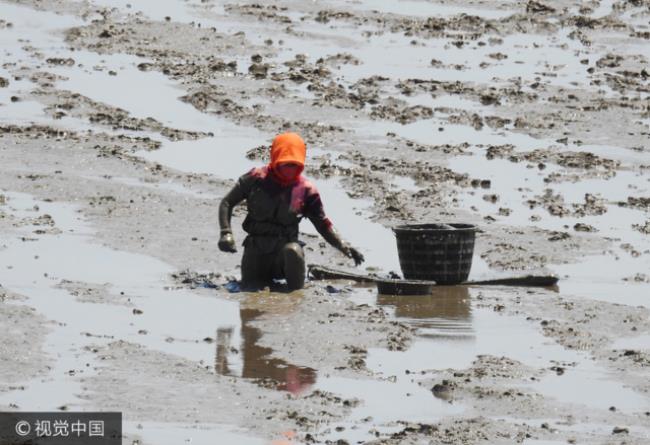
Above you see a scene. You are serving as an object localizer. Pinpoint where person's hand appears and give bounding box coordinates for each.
[342,244,364,266]
[218,232,237,253]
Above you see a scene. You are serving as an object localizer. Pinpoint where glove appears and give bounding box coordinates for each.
[218,232,237,253]
[342,244,365,266]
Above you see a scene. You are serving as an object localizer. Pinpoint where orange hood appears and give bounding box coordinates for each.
[270,132,306,170]
[268,133,306,185]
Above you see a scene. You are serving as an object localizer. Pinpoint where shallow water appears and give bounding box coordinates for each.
[354,114,545,149]
[317,285,650,442]
[92,175,218,199]
[89,0,225,23]
[0,189,317,445]
[0,193,242,399]
[448,145,650,308]
[338,0,517,19]
[531,358,649,413]
[367,289,580,373]
[316,374,464,442]
[370,286,650,412]
[611,334,650,351]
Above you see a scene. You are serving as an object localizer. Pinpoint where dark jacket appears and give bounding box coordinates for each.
[219,166,338,253]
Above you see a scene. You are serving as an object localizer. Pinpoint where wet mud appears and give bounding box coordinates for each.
[1,0,650,443]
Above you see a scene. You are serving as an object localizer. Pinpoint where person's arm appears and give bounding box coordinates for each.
[304,185,365,266]
[218,171,255,253]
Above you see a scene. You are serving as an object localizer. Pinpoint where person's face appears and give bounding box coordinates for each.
[276,162,301,180]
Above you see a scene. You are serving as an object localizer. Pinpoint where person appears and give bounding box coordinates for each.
[218,132,364,290]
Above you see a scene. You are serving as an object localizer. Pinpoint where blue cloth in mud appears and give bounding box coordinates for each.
[199,280,219,289]
[224,280,242,293]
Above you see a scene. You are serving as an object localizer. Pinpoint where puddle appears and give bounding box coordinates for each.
[611,334,650,351]
[377,286,472,337]
[0,63,131,134]
[553,253,650,309]
[364,287,649,413]
[1,190,322,411]
[88,175,218,199]
[532,358,649,413]
[1,0,269,154]
[0,191,243,409]
[316,284,649,442]
[0,3,80,125]
[355,116,544,149]
[340,0,517,19]
[315,280,650,442]
[307,177,402,272]
[448,146,650,308]
[138,133,265,180]
[0,1,83,40]
[368,289,577,374]
[447,152,649,232]
[0,70,46,124]
[215,306,317,396]
[390,175,421,193]
[316,373,463,443]
[336,30,600,90]
[591,0,616,18]
[45,49,249,135]
[89,0,226,24]
[567,144,650,165]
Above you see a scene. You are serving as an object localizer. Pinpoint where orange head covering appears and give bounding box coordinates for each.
[269,132,306,185]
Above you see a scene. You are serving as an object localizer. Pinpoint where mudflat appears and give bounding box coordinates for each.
[1,0,649,444]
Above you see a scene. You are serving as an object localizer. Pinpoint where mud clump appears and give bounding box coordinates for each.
[225,3,293,24]
[248,62,270,79]
[632,221,650,234]
[526,1,555,14]
[46,57,75,66]
[370,104,433,124]
[314,10,354,24]
[344,345,367,370]
[35,88,207,141]
[573,222,597,232]
[380,417,536,445]
[245,145,269,161]
[613,349,650,368]
[486,145,620,176]
[171,269,222,289]
[623,273,650,283]
[527,191,607,218]
[619,196,650,210]
[480,243,548,270]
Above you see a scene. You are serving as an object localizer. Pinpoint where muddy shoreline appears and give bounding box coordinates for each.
[1,0,650,444]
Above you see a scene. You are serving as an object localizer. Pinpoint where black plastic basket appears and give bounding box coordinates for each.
[393,223,476,285]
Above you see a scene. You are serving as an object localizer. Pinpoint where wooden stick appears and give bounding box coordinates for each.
[307,265,559,287]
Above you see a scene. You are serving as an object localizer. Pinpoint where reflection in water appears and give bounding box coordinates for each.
[215,305,316,396]
[377,286,473,338]
[270,430,297,445]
